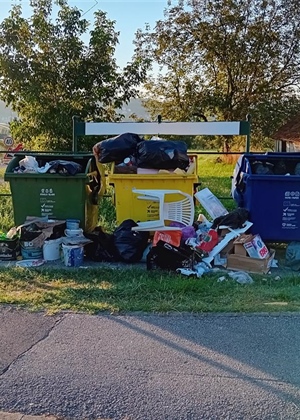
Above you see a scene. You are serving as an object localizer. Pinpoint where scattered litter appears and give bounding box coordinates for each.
[16,259,44,268]
[227,270,254,284]
[264,302,288,306]
[217,276,227,283]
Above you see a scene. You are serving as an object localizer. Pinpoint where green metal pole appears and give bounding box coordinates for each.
[72,115,78,153]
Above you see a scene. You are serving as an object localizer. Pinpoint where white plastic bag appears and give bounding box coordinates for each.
[19,155,39,173]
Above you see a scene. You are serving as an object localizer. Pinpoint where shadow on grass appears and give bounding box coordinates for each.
[1,266,300,314]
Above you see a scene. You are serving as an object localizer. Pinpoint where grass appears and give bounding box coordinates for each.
[0,153,297,315]
[1,266,300,314]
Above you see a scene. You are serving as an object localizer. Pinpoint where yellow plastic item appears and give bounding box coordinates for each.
[108,155,199,225]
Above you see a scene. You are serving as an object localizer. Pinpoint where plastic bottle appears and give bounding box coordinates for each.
[124,157,132,166]
[6,227,18,239]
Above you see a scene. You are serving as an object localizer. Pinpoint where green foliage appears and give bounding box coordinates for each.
[0,0,147,151]
[134,0,300,149]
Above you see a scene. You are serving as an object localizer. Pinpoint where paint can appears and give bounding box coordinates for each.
[62,243,84,267]
[43,238,62,261]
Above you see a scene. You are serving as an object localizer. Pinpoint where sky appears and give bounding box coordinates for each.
[0,0,169,68]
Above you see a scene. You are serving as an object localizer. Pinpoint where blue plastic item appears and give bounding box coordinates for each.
[232,153,300,241]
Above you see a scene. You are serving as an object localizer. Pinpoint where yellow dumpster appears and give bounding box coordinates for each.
[108,155,199,225]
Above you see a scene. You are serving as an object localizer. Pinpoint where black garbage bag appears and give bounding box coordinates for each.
[252,161,274,175]
[211,208,249,230]
[84,226,117,262]
[286,241,300,271]
[136,140,189,169]
[113,219,149,263]
[47,160,83,175]
[147,240,202,271]
[94,133,143,164]
[274,160,287,175]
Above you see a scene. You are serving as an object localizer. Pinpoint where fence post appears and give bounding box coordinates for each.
[246,114,251,153]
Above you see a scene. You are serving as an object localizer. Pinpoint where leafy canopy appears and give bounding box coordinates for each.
[134,0,300,149]
[0,0,146,151]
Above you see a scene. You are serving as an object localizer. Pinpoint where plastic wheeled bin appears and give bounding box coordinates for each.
[108,155,199,225]
[4,153,106,232]
[232,152,300,241]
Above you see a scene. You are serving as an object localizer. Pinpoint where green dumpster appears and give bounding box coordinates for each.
[4,154,106,232]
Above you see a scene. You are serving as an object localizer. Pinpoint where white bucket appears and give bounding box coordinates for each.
[43,238,62,261]
[62,243,84,267]
[66,219,80,230]
[64,228,83,237]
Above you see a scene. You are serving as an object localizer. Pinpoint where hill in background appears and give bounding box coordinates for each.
[0,101,17,123]
[0,98,150,124]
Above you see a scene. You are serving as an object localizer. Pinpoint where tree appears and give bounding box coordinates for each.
[0,0,147,151]
[133,0,300,150]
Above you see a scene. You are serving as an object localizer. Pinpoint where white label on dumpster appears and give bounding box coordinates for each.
[40,188,56,217]
[281,191,300,230]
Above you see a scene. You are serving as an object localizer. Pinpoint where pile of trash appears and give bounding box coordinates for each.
[0,217,92,267]
[12,156,83,175]
[82,187,277,279]
[93,132,196,175]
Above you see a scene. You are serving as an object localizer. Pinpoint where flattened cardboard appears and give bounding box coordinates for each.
[226,249,275,274]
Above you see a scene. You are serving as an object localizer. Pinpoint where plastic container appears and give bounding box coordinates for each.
[0,237,20,261]
[66,219,80,230]
[232,152,300,241]
[108,154,199,225]
[64,228,84,237]
[62,243,84,267]
[20,243,43,260]
[43,237,62,261]
[5,154,106,232]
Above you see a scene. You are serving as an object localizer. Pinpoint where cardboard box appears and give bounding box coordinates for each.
[220,238,234,257]
[233,234,253,256]
[243,234,270,259]
[226,248,275,274]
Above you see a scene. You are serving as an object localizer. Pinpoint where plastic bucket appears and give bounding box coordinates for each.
[62,243,84,267]
[64,228,83,237]
[43,238,62,261]
[66,219,80,230]
[20,242,43,260]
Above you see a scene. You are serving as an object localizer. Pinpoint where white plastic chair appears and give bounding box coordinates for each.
[131,189,195,231]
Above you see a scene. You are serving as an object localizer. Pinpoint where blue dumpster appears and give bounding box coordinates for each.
[232,153,300,241]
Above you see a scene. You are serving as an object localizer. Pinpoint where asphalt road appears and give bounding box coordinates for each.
[0,307,300,420]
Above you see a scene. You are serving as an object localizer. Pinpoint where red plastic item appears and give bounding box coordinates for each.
[196,229,218,252]
[153,230,182,248]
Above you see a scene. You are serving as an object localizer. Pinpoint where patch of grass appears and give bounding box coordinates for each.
[196,154,237,213]
[1,266,300,314]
